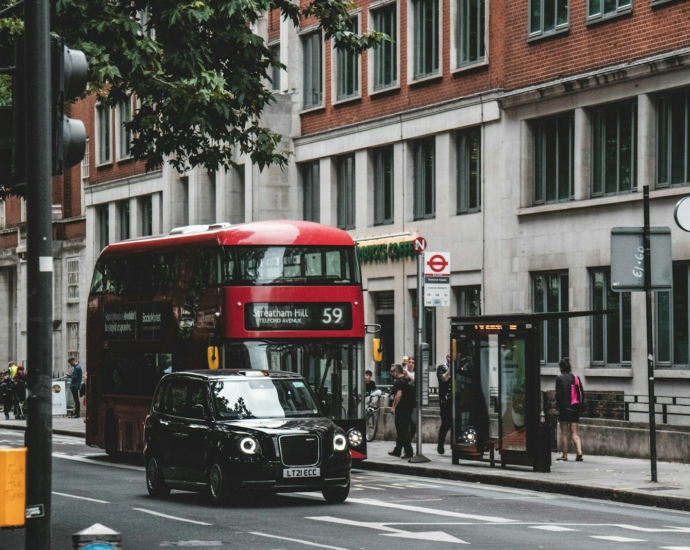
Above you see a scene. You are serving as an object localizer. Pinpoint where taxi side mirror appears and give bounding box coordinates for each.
[207,346,219,370]
[320,400,331,417]
[372,338,382,363]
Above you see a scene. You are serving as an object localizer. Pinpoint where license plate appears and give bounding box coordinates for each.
[284,467,320,478]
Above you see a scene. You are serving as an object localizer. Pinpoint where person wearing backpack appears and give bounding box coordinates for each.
[555,357,584,462]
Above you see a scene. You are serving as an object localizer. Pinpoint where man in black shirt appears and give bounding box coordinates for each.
[365,370,376,395]
[388,363,414,459]
[436,352,452,454]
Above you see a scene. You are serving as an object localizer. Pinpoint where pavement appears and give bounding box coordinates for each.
[2,415,690,512]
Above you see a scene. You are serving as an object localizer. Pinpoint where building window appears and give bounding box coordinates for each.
[140,195,153,236]
[81,138,90,215]
[118,200,130,241]
[0,200,5,229]
[337,154,355,230]
[592,102,637,197]
[374,146,394,226]
[96,104,111,165]
[303,32,323,110]
[20,197,26,222]
[455,285,481,316]
[457,0,485,68]
[587,0,631,21]
[529,0,569,38]
[591,269,631,366]
[67,322,79,362]
[117,98,132,160]
[270,43,282,91]
[533,113,574,205]
[67,258,79,301]
[457,127,481,214]
[413,0,440,79]
[302,161,320,222]
[414,137,435,220]
[533,272,569,365]
[336,17,360,101]
[372,4,397,90]
[657,264,689,367]
[98,204,109,251]
[657,89,690,189]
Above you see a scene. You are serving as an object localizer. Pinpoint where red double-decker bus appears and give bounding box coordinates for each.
[85,220,368,459]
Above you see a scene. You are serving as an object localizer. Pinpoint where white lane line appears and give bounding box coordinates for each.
[306,517,468,544]
[52,452,142,471]
[344,496,515,523]
[249,532,349,549]
[132,508,212,526]
[591,536,647,542]
[615,525,690,533]
[660,547,690,549]
[530,525,578,532]
[354,485,386,491]
[52,491,109,504]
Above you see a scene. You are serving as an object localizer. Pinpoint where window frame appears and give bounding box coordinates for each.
[118,199,130,241]
[95,103,112,166]
[302,30,324,111]
[333,14,361,103]
[302,161,320,223]
[67,322,80,363]
[67,257,80,302]
[656,263,690,368]
[456,126,482,214]
[528,0,569,40]
[591,101,637,197]
[0,200,5,230]
[453,0,487,71]
[586,0,632,24]
[590,268,632,367]
[269,42,282,92]
[532,113,574,205]
[370,1,399,93]
[656,89,690,190]
[336,154,356,230]
[116,96,133,161]
[373,145,394,226]
[455,285,481,316]
[532,271,569,366]
[413,137,436,220]
[411,0,441,81]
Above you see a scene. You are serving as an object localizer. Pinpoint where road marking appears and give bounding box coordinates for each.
[52,491,109,504]
[660,547,690,549]
[344,496,515,523]
[591,536,647,542]
[160,542,223,547]
[529,525,578,531]
[614,525,690,533]
[52,452,142,471]
[133,508,212,526]
[249,532,349,549]
[354,484,386,491]
[308,516,468,544]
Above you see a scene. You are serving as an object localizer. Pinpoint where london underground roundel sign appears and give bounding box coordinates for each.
[675,196,690,232]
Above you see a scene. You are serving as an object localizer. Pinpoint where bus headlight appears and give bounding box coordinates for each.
[347,429,363,447]
[239,436,259,455]
[333,433,347,452]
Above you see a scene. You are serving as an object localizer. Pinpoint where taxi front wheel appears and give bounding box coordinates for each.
[322,481,350,504]
[208,462,232,506]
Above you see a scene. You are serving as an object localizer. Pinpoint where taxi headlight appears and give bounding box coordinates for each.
[333,433,347,452]
[347,429,363,447]
[239,436,259,455]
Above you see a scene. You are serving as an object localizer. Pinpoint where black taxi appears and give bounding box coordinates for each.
[144,370,351,505]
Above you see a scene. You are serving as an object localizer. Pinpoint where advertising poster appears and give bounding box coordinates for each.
[52,380,67,416]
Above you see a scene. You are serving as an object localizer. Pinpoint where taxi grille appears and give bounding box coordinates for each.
[279,435,320,467]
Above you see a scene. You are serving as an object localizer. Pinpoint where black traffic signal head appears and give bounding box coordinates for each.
[51,37,88,176]
[0,38,26,188]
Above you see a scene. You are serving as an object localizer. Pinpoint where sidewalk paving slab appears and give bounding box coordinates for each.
[2,417,690,512]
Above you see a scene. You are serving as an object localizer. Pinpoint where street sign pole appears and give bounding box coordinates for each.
[643,186,658,483]
[411,238,429,463]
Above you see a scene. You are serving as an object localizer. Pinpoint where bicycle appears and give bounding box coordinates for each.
[365,390,383,442]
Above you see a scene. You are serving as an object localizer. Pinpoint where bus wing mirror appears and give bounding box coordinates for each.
[207,346,219,370]
[372,338,382,363]
[365,324,381,335]
[451,339,457,361]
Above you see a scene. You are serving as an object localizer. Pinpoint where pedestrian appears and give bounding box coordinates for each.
[66,357,83,418]
[387,363,415,459]
[1,372,14,420]
[404,356,416,382]
[404,356,418,438]
[436,351,452,454]
[555,357,584,462]
[365,370,376,396]
[8,361,18,379]
[13,366,26,420]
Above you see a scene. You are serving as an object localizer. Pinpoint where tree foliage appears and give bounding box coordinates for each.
[0,0,382,196]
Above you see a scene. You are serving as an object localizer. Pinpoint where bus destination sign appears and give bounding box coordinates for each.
[245,303,352,331]
[104,302,168,340]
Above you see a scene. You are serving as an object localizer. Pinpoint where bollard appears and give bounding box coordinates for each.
[72,523,122,549]
[0,447,26,528]
[533,422,552,473]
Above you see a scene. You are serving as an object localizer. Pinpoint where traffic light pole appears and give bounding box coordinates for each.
[25,0,54,547]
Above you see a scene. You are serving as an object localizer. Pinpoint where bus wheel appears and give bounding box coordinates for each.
[145,454,171,498]
[322,481,350,504]
[104,413,118,458]
[208,462,231,506]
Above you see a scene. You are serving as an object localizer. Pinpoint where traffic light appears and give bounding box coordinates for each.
[51,37,88,176]
[0,38,26,187]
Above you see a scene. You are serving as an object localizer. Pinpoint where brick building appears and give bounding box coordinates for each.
[2,0,690,422]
